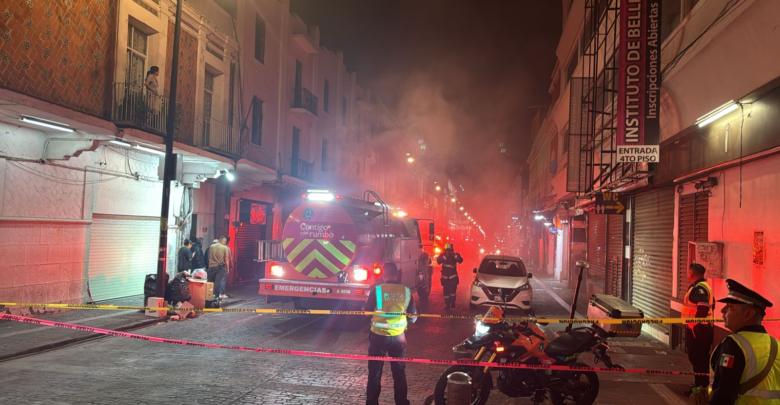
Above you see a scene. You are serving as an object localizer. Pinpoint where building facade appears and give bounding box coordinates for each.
[527,0,780,346]
[0,0,440,311]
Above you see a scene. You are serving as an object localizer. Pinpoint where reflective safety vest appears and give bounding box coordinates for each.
[682,280,714,328]
[711,332,780,404]
[370,284,411,337]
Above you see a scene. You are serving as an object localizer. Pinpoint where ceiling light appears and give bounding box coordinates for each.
[21,116,73,132]
[696,101,739,128]
[134,145,165,156]
[109,140,132,147]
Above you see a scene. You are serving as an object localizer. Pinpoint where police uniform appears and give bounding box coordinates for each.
[436,248,463,309]
[709,279,779,405]
[364,278,418,405]
[683,277,715,387]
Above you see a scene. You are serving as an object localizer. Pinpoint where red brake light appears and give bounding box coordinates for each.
[355,289,364,295]
[265,284,273,290]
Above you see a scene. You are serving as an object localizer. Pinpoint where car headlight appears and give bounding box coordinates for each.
[475,321,490,337]
[517,283,530,291]
[473,279,486,288]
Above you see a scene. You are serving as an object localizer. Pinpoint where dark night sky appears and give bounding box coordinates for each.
[291,0,562,236]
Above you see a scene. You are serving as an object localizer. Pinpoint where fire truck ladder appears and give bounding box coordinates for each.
[362,190,390,228]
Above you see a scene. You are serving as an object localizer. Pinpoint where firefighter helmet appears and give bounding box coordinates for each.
[444,242,453,250]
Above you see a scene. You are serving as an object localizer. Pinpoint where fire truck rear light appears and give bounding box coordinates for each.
[373,265,382,276]
[354,268,368,281]
[265,284,273,290]
[270,265,284,277]
[356,289,364,295]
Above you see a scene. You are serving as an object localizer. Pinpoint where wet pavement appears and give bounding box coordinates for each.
[0,261,696,404]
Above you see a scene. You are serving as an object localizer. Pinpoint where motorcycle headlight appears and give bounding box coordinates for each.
[475,321,490,337]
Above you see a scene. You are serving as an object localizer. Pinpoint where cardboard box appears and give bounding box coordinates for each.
[145,297,166,317]
[187,280,215,308]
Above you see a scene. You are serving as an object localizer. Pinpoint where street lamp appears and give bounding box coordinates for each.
[435,185,441,191]
[451,197,456,203]
[459,206,464,211]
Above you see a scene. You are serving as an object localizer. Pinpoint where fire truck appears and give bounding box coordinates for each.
[259,190,434,309]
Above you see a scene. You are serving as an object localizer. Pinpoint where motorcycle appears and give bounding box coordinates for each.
[433,261,624,405]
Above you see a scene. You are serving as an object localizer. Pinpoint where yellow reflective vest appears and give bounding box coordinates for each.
[370,284,411,337]
[711,331,780,404]
[682,280,714,327]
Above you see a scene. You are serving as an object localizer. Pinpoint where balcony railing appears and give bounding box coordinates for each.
[291,88,318,117]
[111,83,169,135]
[194,117,240,157]
[290,158,314,182]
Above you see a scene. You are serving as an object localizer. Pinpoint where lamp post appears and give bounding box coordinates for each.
[156,0,183,299]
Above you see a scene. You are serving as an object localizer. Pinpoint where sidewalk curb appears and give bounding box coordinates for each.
[0,299,248,363]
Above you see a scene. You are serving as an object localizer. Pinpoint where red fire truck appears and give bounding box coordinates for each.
[259,190,434,309]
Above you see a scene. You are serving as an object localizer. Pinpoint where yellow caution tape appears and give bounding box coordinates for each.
[2,302,773,325]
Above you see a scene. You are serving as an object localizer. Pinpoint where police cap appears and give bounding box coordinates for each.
[717,279,773,311]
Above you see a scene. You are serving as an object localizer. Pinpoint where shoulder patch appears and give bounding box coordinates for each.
[698,288,706,295]
[719,354,735,368]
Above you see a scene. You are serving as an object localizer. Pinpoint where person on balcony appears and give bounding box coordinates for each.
[144,66,159,95]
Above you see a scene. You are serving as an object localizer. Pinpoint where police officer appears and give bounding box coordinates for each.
[682,263,715,394]
[709,279,779,404]
[436,242,463,311]
[363,263,418,405]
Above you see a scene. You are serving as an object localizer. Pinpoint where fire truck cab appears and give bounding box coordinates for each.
[259,190,434,309]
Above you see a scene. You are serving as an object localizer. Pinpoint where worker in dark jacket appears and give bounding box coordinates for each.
[436,243,462,311]
[363,263,418,405]
[191,238,206,270]
[709,279,778,405]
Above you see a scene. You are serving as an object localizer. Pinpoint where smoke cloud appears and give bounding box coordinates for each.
[291,0,562,236]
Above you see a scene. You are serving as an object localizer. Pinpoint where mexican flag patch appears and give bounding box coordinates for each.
[720,354,735,368]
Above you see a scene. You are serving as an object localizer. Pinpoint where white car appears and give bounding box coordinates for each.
[469,255,533,311]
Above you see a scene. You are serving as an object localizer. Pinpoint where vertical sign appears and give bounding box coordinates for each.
[617,0,661,163]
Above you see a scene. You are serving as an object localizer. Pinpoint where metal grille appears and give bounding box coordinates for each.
[676,192,709,298]
[236,225,263,283]
[588,212,608,291]
[631,189,675,332]
[607,214,624,298]
[569,0,652,194]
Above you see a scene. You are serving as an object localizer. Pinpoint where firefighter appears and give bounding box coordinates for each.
[363,262,418,405]
[681,263,715,395]
[436,242,463,311]
[709,279,778,405]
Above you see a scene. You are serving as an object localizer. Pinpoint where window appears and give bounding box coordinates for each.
[323,80,330,113]
[342,97,347,125]
[202,71,215,142]
[321,139,329,171]
[127,24,148,85]
[254,15,266,63]
[203,71,214,120]
[228,62,235,125]
[252,97,263,145]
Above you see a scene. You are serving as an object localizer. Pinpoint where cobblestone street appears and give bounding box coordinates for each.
[0,262,698,405]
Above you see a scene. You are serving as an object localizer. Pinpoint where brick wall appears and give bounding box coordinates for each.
[0,0,117,118]
[0,222,87,314]
[163,21,197,145]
